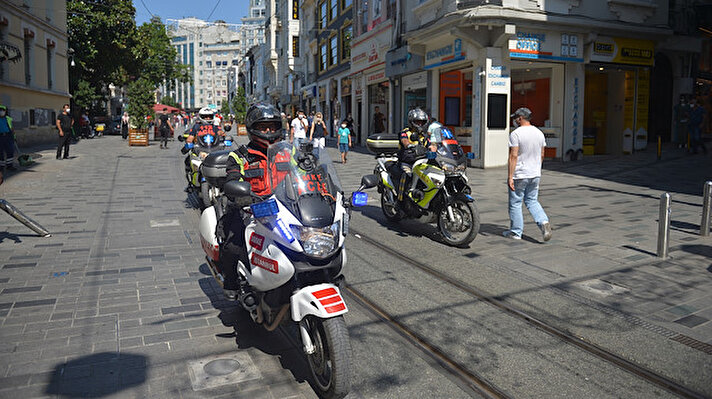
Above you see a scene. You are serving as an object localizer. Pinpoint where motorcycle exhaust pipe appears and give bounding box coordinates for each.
[0,199,51,237]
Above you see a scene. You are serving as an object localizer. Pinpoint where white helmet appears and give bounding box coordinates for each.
[198,107,215,123]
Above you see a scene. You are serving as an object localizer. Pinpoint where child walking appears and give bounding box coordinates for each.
[338,120,352,164]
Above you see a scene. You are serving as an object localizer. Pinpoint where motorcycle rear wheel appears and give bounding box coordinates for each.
[380,189,402,222]
[305,316,352,399]
[437,199,480,247]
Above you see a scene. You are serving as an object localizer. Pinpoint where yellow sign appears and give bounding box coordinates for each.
[590,37,654,66]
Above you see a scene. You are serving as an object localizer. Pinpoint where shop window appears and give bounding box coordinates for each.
[29,109,36,126]
[341,25,351,61]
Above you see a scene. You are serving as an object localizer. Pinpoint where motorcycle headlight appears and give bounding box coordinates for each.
[456,163,466,172]
[291,222,340,259]
[441,163,456,173]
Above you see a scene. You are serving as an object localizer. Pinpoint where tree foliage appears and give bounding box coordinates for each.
[231,87,248,124]
[126,78,155,129]
[161,96,179,108]
[67,3,190,118]
[67,0,136,104]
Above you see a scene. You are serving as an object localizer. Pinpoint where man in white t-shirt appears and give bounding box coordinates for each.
[504,107,552,242]
[290,110,308,145]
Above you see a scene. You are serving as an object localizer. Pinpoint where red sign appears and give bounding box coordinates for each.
[251,253,279,274]
[249,232,265,251]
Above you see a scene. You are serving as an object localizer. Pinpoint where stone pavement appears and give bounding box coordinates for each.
[0,137,317,398]
[0,134,710,398]
[326,137,712,349]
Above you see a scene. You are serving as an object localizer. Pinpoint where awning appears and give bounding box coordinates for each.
[153,104,182,113]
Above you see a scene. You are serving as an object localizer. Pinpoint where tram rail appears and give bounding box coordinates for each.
[348,227,709,399]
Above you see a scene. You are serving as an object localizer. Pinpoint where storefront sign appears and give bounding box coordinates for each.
[589,37,654,66]
[487,64,509,88]
[424,39,466,69]
[572,77,579,146]
[402,71,427,91]
[367,71,386,83]
[509,31,583,62]
[385,46,424,77]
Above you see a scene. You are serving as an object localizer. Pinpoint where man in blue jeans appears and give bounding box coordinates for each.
[504,107,552,242]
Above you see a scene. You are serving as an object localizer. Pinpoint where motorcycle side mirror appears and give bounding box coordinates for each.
[224,180,252,199]
[224,124,232,132]
[359,174,379,190]
[466,152,475,159]
[177,135,185,142]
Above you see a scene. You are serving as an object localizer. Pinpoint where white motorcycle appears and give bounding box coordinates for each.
[199,141,376,399]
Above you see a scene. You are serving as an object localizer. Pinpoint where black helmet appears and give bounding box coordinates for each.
[407,107,429,135]
[245,103,283,147]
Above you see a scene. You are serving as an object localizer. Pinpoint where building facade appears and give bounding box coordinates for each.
[397,0,675,168]
[164,18,241,111]
[241,0,267,56]
[0,1,70,147]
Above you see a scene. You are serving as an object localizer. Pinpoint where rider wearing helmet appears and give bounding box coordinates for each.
[218,102,286,300]
[397,107,433,201]
[185,107,224,148]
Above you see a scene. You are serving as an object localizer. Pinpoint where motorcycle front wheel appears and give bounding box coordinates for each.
[305,316,352,399]
[200,181,210,209]
[437,199,480,247]
[380,189,402,222]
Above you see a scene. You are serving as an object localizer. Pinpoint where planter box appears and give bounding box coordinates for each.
[129,129,149,146]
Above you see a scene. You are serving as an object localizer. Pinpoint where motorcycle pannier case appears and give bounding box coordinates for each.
[202,150,231,188]
[366,133,399,155]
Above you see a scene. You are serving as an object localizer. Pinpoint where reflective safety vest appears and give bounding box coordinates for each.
[228,147,291,196]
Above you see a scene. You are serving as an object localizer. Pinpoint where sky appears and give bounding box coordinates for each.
[133,0,249,26]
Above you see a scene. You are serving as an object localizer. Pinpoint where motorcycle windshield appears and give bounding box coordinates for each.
[267,141,343,227]
[432,126,465,164]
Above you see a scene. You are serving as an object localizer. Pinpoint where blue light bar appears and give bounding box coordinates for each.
[204,135,214,144]
[251,198,279,218]
[352,191,368,207]
[426,151,437,159]
[276,218,295,242]
[224,140,232,146]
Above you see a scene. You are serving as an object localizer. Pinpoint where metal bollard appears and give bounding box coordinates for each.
[702,181,712,237]
[657,193,671,258]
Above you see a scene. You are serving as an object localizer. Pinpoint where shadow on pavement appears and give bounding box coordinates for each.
[45,352,147,397]
[196,276,313,389]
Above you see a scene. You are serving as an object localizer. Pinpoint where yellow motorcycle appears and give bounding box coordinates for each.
[365,129,479,247]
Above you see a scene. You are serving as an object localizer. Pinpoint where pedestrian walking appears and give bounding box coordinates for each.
[309,112,328,149]
[688,98,707,154]
[0,105,17,171]
[504,107,552,242]
[121,111,130,139]
[338,120,352,164]
[373,106,385,134]
[290,110,308,146]
[158,108,174,149]
[56,104,73,160]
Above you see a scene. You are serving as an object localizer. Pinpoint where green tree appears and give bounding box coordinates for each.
[230,87,248,124]
[220,99,230,117]
[126,78,155,129]
[130,18,192,87]
[67,0,136,108]
[161,96,179,108]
